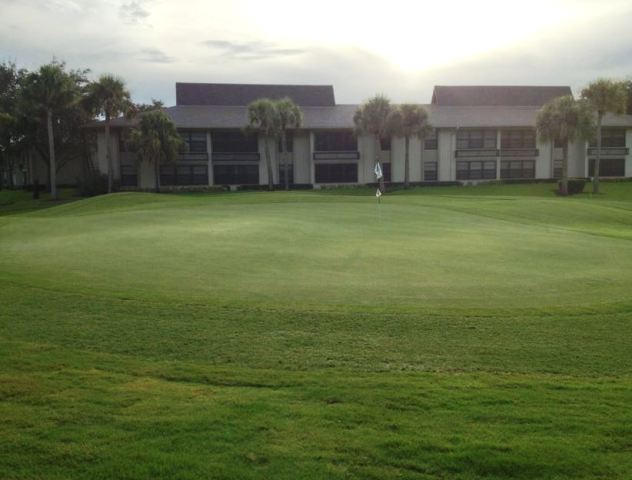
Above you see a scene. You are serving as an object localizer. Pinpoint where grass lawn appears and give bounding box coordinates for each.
[1,182,632,479]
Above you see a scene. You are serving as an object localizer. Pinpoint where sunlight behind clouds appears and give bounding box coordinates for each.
[242,0,628,71]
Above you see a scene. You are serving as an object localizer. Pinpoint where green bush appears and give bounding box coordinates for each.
[558,178,586,195]
[77,171,117,197]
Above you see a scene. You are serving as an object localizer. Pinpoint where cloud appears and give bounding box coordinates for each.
[119,0,151,24]
[201,40,305,61]
[139,48,173,64]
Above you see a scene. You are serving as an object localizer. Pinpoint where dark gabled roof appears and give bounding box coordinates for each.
[175,83,336,107]
[431,85,573,107]
[89,104,632,130]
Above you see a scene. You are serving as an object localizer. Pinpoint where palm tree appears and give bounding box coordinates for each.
[536,95,594,196]
[130,111,182,193]
[388,104,432,188]
[275,97,302,190]
[581,79,628,194]
[353,95,392,193]
[19,62,80,200]
[86,75,133,194]
[247,98,280,191]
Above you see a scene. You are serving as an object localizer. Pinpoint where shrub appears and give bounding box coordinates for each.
[77,171,116,197]
[560,178,586,195]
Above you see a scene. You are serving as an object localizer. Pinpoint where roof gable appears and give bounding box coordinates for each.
[431,85,573,107]
[176,83,336,107]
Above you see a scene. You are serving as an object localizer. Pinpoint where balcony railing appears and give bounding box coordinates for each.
[455,149,499,158]
[313,151,360,161]
[211,152,260,162]
[587,147,629,156]
[179,152,208,162]
[500,148,539,157]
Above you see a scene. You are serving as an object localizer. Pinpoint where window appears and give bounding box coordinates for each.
[212,131,258,153]
[424,130,438,150]
[424,161,438,181]
[501,129,536,149]
[380,136,391,151]
[501,160,535,179]
[213,164,259,184]
[554,139,565,148]
[457,129,496,149]
[160,165,208,186]
[315,163,358,183]
[382,163,391,182]
[590,129,626,148]
[120,165,137,186]
[554,160,563,178]
[278,163,294,185]
[314,131,357,151]
[278,132,294,153]
[180,131,207,153]
[456,160,496,180]
[589,158,625,177]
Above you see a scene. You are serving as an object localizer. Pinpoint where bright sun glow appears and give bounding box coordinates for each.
[241,0,624,71]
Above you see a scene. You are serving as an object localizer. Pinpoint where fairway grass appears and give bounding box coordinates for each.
[1,184,632,479]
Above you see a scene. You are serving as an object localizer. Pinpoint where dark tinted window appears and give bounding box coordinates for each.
[315,163,358,183]
[314,131,357,151]
[213,131,258,152]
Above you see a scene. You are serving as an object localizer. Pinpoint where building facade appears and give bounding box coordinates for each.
[89,83,632,189]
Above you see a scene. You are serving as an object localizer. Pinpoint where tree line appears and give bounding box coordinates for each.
[1,59,630,198]
[0,61,163,199]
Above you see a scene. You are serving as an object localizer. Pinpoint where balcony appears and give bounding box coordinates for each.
[211,152,260,162]
[587,147,629,157]
[500,148,539,158]
[179,152,208,162]
[313,151,360,161]
[455,149,499,158]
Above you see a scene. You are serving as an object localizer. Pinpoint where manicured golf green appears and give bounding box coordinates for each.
[1,183,632,479]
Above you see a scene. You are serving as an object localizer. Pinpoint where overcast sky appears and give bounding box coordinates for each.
[2,0,632,105]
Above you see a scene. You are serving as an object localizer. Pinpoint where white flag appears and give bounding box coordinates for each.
[374,162,383,180]
[376,188,382,198]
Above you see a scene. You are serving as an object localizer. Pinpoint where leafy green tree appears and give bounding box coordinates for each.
[130,111,182,193]
[581,79,628,193]
[0,62,27,190]
[353,95,393,192]
[247,98,280,191]
[536,96,594,196]
[388,104,432,188]
[19,61,84,199]
[86,75,133,193]
[275,97,302,190]
[133,99,164,113]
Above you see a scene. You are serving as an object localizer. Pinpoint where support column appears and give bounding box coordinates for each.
[206,131,213,186]
[496,129,502,180]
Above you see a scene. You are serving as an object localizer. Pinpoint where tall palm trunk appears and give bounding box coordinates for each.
[375,135,385,192]
[105,113,113,193]
[265,137,274,191]
[154,158,161,193]
[593,114,602,194]
[46,109,58,200]
[404,136,410,188]
[560,142,569,196]
[281,131,289,191]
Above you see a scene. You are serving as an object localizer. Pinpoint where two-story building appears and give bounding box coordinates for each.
[86,83,632,189]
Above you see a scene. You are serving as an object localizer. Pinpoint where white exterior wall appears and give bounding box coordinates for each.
[258,135,278,185]
[293,132,311,184]
[626,129,632,177]
[358,134,376,184]
[437,129,455,181]
[536,137,553,179]
[390,136,405,182]
[567,140,586,178]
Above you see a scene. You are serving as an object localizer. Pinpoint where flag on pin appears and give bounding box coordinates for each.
[374,162,383,180]
[376,188,382,198]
